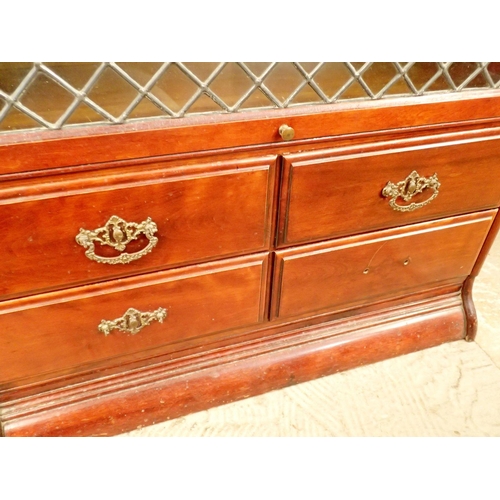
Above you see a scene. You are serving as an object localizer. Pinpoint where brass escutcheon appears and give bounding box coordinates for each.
[75,215,158,265]
[98,307,167,336]
[382,170,440,212]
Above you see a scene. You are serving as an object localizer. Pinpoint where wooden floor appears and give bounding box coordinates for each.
[120,236,500,437]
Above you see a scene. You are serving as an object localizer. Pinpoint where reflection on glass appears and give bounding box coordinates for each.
[44,62,102,90]
[182,62,221,82]
[243,62,274,77]
[264,63,304,102]
[19,72,74,123]
[115,62,164,86]
[87,66,139,118]
[127,97,167,119]
[0,107,41,131]
[150,65,199,113]
[0,63,33,94]
[64,102,107,125]
[209,63,254,108]
[239,88,275,110]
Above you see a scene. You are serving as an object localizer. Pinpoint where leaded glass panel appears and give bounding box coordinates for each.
[0,62,499,133]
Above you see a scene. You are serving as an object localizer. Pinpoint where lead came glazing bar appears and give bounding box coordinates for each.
[1,62,499,133]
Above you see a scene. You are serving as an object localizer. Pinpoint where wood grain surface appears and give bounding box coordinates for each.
[0,253,269,386]
[273,211,496,319]
[0,292,465,436]
[1,90,500,437]
[278,134,500,245]
[0,156,276,299]
[1,91,500,175]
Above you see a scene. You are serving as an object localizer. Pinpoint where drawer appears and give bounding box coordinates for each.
[0,156,276,299]
[278,136,500,246]
[0,253,269,386]
[272,210,496,320]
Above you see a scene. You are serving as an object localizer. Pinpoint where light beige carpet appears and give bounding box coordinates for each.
[121,235,500,437]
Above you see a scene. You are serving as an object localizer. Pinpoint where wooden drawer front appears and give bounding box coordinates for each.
[272,211,496,320]
[0,156,276,299]
[0,253,268,386]
[278,136,500,246]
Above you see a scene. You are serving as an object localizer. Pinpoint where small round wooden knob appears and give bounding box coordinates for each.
[279,124,295,141]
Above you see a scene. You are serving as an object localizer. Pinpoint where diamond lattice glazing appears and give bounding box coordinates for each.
[0,62,499,133]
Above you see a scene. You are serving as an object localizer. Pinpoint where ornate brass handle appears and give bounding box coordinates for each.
[382,170,440,212]
[98,307,167,335]
[75,215,158,265]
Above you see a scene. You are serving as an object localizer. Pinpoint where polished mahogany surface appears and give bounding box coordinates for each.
[1,91,500,436]
[279,135,500,245]
[273,211,496,319]
[0,156,276,299]
[0,254,269,386]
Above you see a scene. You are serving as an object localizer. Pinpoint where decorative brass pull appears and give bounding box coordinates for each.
[382,170,440,212]
[98,307,167,336]
[76,215,158,265]
[279,124,295,141]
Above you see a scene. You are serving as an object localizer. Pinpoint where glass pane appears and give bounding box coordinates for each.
[150,64,199,113]
[488,63,500,84]
[19,72,75,124]
[297,62,321,73]
[407,63,442,91]
[44,62,101,90]
[239,88,275,110]
[338,80,369,100]
[383,78,413,96]
[312,63,354,99]
[361,62,398,95]
[0,107,41,131]
[209,63,254,107]
[188,93,224,114]
[115,62,164,86]
[1,62,498,133]
[65,102,109,125]
[448,62,480,87]
[243,62,273,78]
[87,66,140,118]
[426,73,453,92]
[0,62,34,94]
[182,62,221,82]
[465,72,489,89]
[289,84,324,105]
[350,62,368,71]
[263,63,305,102]
[127,96,167,119]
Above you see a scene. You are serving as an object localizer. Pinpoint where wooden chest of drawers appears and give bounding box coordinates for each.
[1,91,500,436]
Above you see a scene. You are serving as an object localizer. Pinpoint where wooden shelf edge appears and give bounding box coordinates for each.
[0,291,466,437]
[1,91,500,175]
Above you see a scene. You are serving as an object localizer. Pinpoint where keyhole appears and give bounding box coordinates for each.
[405,178,417,196]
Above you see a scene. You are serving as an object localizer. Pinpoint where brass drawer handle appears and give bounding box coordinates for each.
[98,307,167,336]
[76,215,158,265]
[382,170,440,212]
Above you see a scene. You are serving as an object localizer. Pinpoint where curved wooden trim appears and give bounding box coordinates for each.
[0,292,465,436]
[462,277,477,342]
[470,210,500,278]
[463,210,500,342]
[1,91,500,175]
